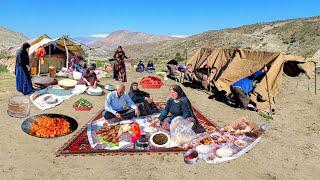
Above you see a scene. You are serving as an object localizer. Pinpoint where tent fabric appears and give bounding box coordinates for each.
[28,36,84,57]
[186,48,315,112]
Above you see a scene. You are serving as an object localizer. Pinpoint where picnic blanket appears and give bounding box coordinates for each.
[56,103,262,163]
[56,103,214,156]
[30,85,86,110]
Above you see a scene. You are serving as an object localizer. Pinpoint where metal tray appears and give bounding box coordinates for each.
[21,114,78,138]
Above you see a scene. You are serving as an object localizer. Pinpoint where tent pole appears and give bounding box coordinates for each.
[264,65,272,115]
[38,57,40,76]
[49,44,51,58]
[315,62,317,95]
[63,38,69,69]
[88,48,91,67]
[208,67,211,92]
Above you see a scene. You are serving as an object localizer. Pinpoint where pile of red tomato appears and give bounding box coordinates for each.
[140,76,163,89]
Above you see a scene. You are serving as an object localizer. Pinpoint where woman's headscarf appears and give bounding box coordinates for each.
[170,84,197,122]
[170,84,186,98]
[128,82,149,98]
[15,43,31,71]
[22,43,31,51]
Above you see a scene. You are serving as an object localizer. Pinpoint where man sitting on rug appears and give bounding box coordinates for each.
[104,83,140,120]
[230,68,266,110]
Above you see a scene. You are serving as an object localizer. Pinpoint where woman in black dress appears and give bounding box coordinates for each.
[15,43,33,95]
[152,85,198,130]
[113,46,127,82]
[128,82,158,116]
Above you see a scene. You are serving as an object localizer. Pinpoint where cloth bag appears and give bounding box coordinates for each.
[170,116,196,146]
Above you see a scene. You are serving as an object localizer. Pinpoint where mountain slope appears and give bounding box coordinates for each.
[0,26,28,51]
[120,16,320,61]
[92,30,178,51]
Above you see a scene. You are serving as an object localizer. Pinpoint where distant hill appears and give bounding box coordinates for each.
[0,26,28,51]
[91,30,179,51]
[119,16,320,61]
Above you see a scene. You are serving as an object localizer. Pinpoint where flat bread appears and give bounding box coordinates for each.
[58,79,77,88]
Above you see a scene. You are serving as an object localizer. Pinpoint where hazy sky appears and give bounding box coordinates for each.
[1,0,319,38]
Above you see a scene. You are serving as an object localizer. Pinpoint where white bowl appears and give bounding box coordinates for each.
[150,131,170,148]
[43,95,58,104]
[87,87,102,96]
[216,147,234,158]
[104,84,114,91]
[143,126,158,133]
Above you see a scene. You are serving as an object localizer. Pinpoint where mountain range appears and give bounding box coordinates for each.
[1,16,320,64]
[119,16,320,61]
[0,26,28,51]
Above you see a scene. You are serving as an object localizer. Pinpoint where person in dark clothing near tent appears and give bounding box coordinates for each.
[15,43,33,95]
[113,46,127,82]
[136,61,145,72]
[151,85,198,130]
[230,69,265,110]
[146,60,155,71]
[128,82,159,116]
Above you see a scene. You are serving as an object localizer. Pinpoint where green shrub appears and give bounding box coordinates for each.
[0,65,8,73]
[0,51,8,59]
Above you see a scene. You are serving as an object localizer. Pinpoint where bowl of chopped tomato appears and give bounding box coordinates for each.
[21,114,78,138]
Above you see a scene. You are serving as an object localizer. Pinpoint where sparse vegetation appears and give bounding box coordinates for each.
[0,64,8,73]
[0,51,8,59]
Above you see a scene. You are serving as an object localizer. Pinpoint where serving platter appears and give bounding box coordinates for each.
[21,114,78,138]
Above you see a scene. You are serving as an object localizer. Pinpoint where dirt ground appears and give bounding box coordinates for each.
[0,70,319,180]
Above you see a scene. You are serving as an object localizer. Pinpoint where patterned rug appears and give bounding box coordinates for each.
[56,103,216,157]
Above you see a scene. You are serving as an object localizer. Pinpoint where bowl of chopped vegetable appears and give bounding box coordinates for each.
[73,98,93,111]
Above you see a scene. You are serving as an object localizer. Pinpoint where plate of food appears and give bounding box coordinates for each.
[196,144,213,155]
[184,150,199,165]
[21,114,78,138]
[96,124,120,148]
[200,136,214,145]
[143,126,158,133]
[150,131,170,148]
[73,98,93,111]
[234,139,248,148]
[210,132,222,140]
[216,147,234,158]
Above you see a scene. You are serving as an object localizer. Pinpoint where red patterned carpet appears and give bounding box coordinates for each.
[56,103,216,157]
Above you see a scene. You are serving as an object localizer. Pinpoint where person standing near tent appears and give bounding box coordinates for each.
[15,43,33,95]
[113,46,127,82]
[230,69,265,110]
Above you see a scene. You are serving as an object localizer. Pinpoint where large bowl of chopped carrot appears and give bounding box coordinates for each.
[21,114,78,138]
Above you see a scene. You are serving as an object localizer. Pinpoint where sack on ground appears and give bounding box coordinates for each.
[170,116,196,146]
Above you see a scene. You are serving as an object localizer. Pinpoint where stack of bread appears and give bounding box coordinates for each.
[7,96,30,118]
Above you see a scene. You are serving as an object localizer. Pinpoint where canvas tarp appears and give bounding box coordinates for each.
[28,36,85,57]
[186,48,315,112]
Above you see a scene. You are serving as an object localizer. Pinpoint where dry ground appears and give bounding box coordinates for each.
[0,70,319,180]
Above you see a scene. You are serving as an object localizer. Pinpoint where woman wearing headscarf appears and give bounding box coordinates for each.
[15,43,33,95]
[152,85,198,130]
[128,82,158,116]
[113,46,127,82]
[146,60,155,73]
[81,64,98,88]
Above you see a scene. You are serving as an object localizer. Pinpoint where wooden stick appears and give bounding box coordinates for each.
[315,62,317,95]
[264,65,272,114]
[63,38,69,69]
